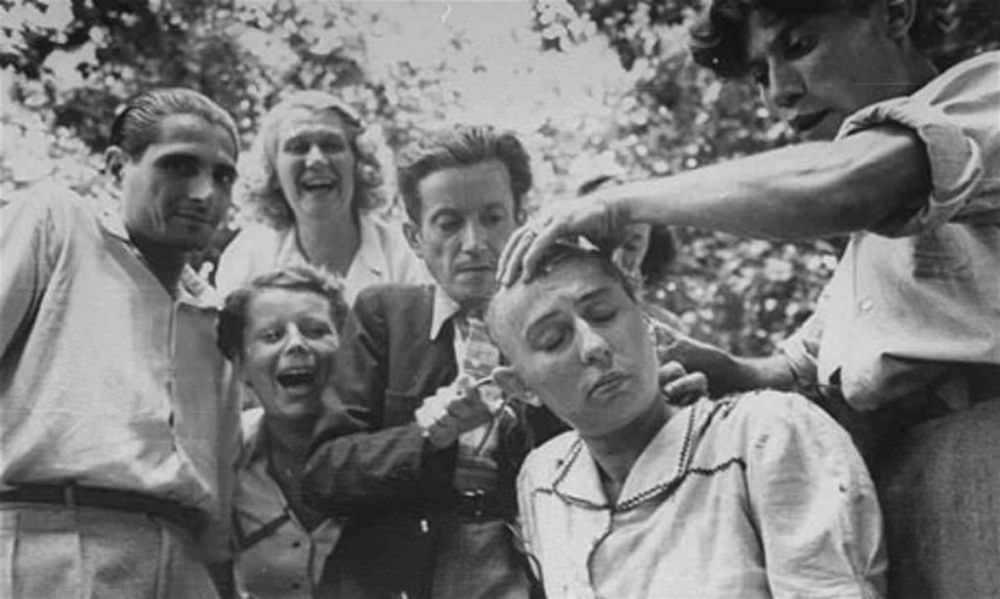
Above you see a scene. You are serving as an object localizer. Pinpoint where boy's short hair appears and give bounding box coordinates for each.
[688,0,877,78]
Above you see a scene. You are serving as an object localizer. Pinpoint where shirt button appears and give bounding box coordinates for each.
[292,582,301,590]
[292,540,302,548]
[858,298,873,312]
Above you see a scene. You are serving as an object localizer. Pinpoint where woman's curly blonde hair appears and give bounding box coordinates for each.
[239,90,386,229]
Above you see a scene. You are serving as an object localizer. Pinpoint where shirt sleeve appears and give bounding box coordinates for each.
[777,309,823,392]
[301,290,457,514]
[197,362,245,562]
[840,52,1000,236]
[0,190,63,355]
[777,272,837,394]
[745,393,887,598]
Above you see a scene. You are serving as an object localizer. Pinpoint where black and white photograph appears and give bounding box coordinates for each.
[2,0,999,597]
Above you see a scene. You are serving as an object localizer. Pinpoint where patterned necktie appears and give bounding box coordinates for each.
[454,314,503,493]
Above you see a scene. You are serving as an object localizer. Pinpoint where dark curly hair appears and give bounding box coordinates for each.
[217,264,348,361]
[688,0,876,78]
[689,0,992,77]
[397,124,533,223]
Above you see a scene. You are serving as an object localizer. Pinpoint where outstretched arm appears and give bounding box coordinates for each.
[499,126,928,284]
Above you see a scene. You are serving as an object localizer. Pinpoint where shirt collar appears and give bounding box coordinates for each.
[239,407,269,468]
[551,400,704,511]
[98,208,221,307]
[350,213,390,280]
[429,284,463,341]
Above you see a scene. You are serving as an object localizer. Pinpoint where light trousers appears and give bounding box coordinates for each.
[0,503,219,599]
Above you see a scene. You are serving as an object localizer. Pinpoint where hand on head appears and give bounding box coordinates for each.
[497,193,630,286]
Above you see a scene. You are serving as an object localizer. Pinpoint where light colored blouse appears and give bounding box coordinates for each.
[215,212,430,305]
[517,392,886,599]
[233,408,343,599]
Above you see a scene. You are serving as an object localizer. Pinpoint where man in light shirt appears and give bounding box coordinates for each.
[0,88,241,598]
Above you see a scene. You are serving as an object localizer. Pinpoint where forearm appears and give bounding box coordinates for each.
[617,127,930,240]
[725,355,797,396]
[303,423,456,514]
[664,337,796,397]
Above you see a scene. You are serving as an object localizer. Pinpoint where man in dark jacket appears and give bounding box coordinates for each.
[302,125,556,599]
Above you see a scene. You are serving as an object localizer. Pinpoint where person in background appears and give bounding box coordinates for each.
[217,265,349,599]
[216,90,429,305]
[487,242,886,599]
[498,1,1000,595]
[0,88,241,598]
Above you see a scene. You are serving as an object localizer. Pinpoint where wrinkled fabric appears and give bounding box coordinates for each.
[518,393,886,599]
[0,503,219,599]
[0,187,240,567]
[780,51,1000,412]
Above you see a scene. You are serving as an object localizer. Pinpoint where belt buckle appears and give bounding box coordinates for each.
[459,488,487,519]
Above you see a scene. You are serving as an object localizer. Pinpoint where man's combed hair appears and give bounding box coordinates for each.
[217,264,348,360]
[688,0,878,78]
[110,87,239,158]
[397,124,532,223]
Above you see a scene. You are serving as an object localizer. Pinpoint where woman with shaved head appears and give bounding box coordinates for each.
[488,244,885,599]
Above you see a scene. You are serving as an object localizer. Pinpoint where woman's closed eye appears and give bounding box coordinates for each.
[530,324,570,353]
[584,303,618,324]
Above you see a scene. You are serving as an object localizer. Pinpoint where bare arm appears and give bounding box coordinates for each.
[619,127,930,240]
[663,336,796,397]
[499,126,931,284]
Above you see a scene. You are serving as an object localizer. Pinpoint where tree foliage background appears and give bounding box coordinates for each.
[3,0,998,355]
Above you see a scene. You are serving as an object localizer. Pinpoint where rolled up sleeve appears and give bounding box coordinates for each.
[747,396,887,598]
[839,52,1000,235]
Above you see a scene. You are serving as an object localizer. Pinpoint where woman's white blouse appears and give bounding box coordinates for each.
[517,392,887,599]
[215,212,430,305]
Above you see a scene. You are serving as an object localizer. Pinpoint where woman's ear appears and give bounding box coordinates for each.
[104,146,126,183]
[884,0,917,40]
[492,365,541,407]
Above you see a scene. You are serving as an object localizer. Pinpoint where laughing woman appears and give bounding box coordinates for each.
[217,265,348,599]
[216,90,428,305]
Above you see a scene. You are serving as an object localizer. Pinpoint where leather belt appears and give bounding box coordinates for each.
[0,484,206,537]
